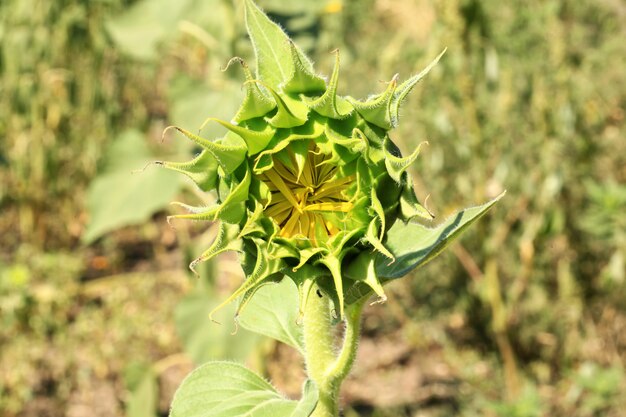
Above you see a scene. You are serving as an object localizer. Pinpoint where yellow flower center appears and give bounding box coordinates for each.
[257,142,354,244]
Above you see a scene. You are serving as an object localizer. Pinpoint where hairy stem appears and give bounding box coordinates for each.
[327,300,364,385]
[303,287,336,383]
[303,284,365,417]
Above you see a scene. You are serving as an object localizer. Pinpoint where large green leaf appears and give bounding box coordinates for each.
[344,193,505,304]
[169,362,318,417]
[82,130,183,244]
[237,278,304,354]
[174,290,260,365]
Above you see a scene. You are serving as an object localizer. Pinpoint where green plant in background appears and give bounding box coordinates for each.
[0,0,148,249]
[161,1,502,415]
[579,180,626,290]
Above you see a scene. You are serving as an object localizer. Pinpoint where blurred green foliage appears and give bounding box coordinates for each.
[82,130,182,243]
[0,0,153,250]
[1,0,625,416]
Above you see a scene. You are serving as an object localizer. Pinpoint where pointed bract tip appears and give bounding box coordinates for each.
[131,161,157,175]
[208,310,222,325]
[221,56,246,72]
[188,258,202,277]
[165,215,177,230]
[369,295,387,306]
[230,320,239,336]
[379,73,399,85]
[423,194,435,218]
[161,125,179,143]
[198,117,214,132]
[243,78,267,90]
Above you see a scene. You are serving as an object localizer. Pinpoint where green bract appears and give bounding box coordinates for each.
[160,0,462,320]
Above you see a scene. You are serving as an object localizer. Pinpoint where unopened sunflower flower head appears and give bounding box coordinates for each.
[160,0,446,320]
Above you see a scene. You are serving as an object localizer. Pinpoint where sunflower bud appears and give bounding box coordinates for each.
[161,0,447,319]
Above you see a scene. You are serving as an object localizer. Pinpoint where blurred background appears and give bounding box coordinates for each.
[1,0,625,416]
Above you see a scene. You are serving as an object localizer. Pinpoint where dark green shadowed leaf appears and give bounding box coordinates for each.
[344,192,505,304]
[169,362,318,417]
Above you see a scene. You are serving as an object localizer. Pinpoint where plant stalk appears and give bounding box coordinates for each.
[303,285,365,417]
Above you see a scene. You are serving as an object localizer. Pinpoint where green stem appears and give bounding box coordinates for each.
[303,285,365,417]
[303,286,336,383]
[327,300,364,385]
